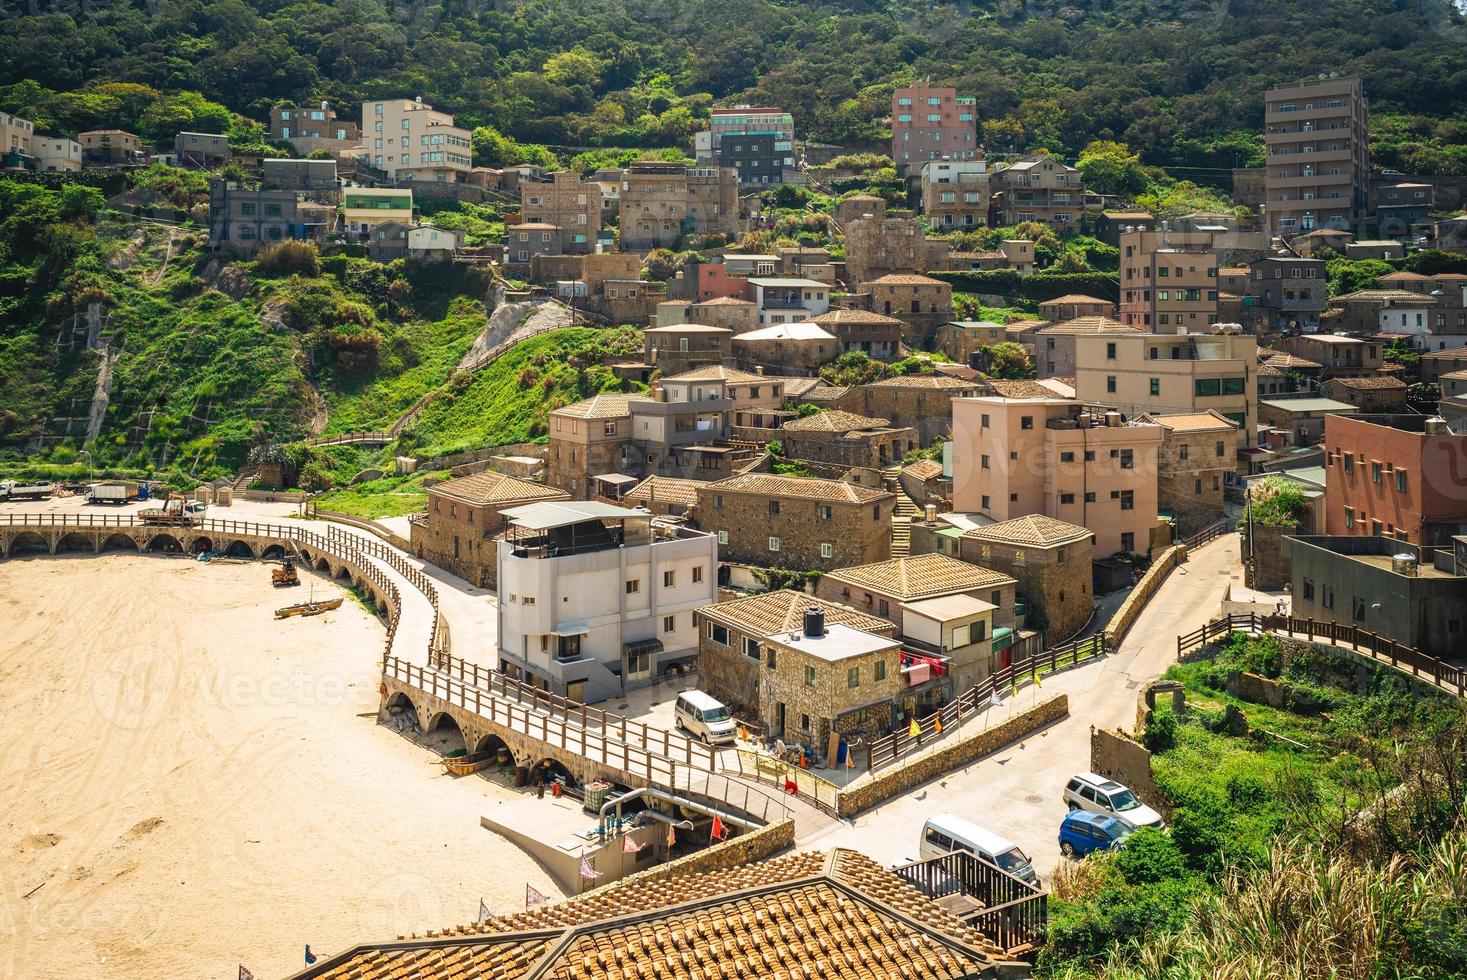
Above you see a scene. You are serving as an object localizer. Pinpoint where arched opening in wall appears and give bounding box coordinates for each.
[7,531,49,556]
[146,533,183,553]
[314,557,331,574]
[189,536,214,554]
[384,692,421,735]
[334,565,353,583]
[423,712,466,757]
[225,540,255,558]
[296,547,311,564]
[534,758,577,791]
[474,734,516,775]
[261,544,286,561]
[99,533,139,554]
[56,532,94,554]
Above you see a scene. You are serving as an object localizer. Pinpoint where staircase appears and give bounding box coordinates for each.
[881,465,922,558]
[233,465,258,491]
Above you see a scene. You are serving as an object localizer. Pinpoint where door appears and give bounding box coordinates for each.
[566,679,587,703]
[773,702,786,738]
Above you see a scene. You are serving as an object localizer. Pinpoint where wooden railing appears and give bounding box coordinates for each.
[429,651,717,771]
[306,431,392,446]
[1178,612,1467,698]
[865,634,1106,771]
[892,849,1048,955]
[1182,519,1231,550]
[726,747,842,815]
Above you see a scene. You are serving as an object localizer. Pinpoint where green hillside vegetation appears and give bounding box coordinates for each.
[3,0,1466,178]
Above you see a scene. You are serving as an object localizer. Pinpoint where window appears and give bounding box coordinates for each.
[1119,449,1134,470]
[874,660,886,682]
[1194,379,1222,397]
[1179,444,1190,461]
[1222,377,1246,395]
[663,570,676,588]
[848,667,860,688]
[1120,490,1134,510]
[1060,451,1075,463]
[1021,416,1034,430]
[1371,462,1382,484]
[1344,507,1355,529]
[768,500,780,516]
[768,536,781,552]
[1150,378,1160,397]
[1215,441,1226,458]
[1106,342,1117,360]
[717,530,729,544]
[663,615,676,633]
[692,565,703,584]
[743,637,760,660]
[1121,532,1135,552]
[1303,578,1314,601]
[805,666,817,687]
[1107,376,1117,393]
[981,454,990,470]
[1084,492,1096,503]
[1060,493,1075,504]
[1322,585,1335,610]
[981,413,990,428]
[709,623,730,645]
[820,542,833,558]
[1352,595,1367,622]
[1343,455,1353,475]
[1395,470,1408,493]
[818,505,832,521]
[981,495,991,509]
[625,579,640,594]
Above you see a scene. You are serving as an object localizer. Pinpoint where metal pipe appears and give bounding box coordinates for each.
[599,786,761,832]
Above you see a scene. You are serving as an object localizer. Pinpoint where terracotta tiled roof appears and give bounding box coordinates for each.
[867,374,980,390]
[1376,270,1431,281]
[963,515,1092,548]
[1136,410,1239,432]
[553,392,653,420]
[903,459,944,480]
[296,850,1010,980]
[1003,320,1049,335]
[947,250,1007,260]
[1257,362,1285,377]
[1102,210,1153,220]
[823,554,1015,600]
[692,296,755,306]
[984,379,1066,399]
[805,308,906,327]
[864,273,948,286]
[1323,375,1408,390]
[1220,267,1250,276]
[624,476,703,508]
[704,473,893,505]
[1036,316,1136,334]
[782,409,893,433]
[1333,289,1436,303]
[1038,294,1112,306]
[1440,369,1467,380]
[802,384,850,401]
[698,589,894,636]
[1264,353,1322,370]
[661,364,765,383]
[771,376,828,398]
[430,471,569,507]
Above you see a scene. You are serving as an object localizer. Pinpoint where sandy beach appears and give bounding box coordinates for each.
[0,553,560,980]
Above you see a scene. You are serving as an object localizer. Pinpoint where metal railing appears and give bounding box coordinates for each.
[866,634,1106,771]
[428,652,717,771]
[892,849,1048,955]
[1182,519,1232,550]
[726,747,841,815]
[1178,612,1466,698]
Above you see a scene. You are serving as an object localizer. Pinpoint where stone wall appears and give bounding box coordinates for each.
[959,535,1094,640]
[603,817,795,888]
[1090,727,1170,817]
[693,488,892,573]
[836,693,1068,816]
[1104,544,1186,647]
[1245,523,1295,590]
[1225,670,1290,708]
[698,633,761,718]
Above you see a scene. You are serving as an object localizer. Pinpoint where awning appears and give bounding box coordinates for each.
[992,627,1015,652]
[624,638,664,657]
[592,473,639,485]
[551,624,590,637]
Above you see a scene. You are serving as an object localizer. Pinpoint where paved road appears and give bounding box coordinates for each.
[809,534,1253,874]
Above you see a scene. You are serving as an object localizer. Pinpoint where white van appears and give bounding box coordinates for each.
[919,814,1039,885]
[674,690,736,745]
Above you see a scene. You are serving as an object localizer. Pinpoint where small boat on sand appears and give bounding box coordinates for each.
[275,597,345,619]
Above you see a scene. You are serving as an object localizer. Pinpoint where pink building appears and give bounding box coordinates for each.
[891,83,979,172]
[951,394,1164,557]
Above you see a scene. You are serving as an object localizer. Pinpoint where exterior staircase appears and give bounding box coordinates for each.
[233,465,258,491]
[880,465,923,558]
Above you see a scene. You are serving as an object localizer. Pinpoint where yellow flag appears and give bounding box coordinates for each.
[1035,671,1042,689]
[908,718,921,738]
[935,715,943,734]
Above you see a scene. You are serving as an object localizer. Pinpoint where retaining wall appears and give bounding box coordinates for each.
[596,817,796,889]
[1104,544,1186,647]
[1090,727,1170,818]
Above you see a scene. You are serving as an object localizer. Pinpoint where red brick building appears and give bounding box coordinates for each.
[1322,413,1467,545]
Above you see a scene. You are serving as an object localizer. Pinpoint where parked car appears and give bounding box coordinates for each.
[1058,810,1133,858]
[673,690,735,745]
[1063,772,1166,830]
[919,814,1039,885]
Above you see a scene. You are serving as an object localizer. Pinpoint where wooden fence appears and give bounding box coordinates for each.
[1178,612,1466,698]
[865,634,1107,770]
[726,747,842,816]
[892,849,1048,956]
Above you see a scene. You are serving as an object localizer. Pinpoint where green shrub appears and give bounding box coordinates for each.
[1143,703,1178,752]
[1115,828,1185,885]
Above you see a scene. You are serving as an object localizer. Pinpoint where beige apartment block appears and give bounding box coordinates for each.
[521,171,602,253]
[545,392,653,497]
[1071,331,1258,448]
[1118,229,1220,333]
[951,394,1164,557]
[362,98,472,181]
[1263,76,1369,237]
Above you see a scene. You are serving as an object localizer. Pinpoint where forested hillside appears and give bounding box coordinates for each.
[2,0,1466,173]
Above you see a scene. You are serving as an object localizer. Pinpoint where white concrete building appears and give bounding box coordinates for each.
[362,97,472,182]
[495,502,718,702]
[746,277,831,326]
[33,136,81,172]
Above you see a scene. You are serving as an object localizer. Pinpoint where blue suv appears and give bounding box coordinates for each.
[1058,809,1133,858]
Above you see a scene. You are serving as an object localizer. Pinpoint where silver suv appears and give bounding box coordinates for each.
[1063,772,1165,830]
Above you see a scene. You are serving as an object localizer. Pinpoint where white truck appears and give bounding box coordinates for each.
[88,481,139,505]
[0,480,55,501]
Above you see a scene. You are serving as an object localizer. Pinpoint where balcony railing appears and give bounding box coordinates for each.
[892,849,1047,956]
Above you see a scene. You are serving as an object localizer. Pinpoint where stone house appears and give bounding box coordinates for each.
[1135,411,1239,535]
[1258,397,1359,447]
[843,216,947,286]
[731,322,839,373]
[409,471,568,587]
[520,170,602,253]
[943,515,1095,642]
[804,308,905,361]
[852,374,983,444]
[693,474,893,572]
[623,475,702,517]
[780,411,918,469]
[546,393,653,497]
[861,274,953,346]
[815,553,1017,639]
[1037,294,1114,323]
[755,618,904,743]
[1320,376,1409,411]
[835,194,886,227]
[642,324,732,376]
[688,295,760,334]
[695,589,896,739]
[899,458,949,506]
[934,321,1007,367]
[504,222,562,267]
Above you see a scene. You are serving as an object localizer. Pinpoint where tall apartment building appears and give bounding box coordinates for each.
[520,171,603,253]
[694,106,795,187]
[1322,414,1467,545]
[1071,331,1258,448]
[0,111,35,168]
[1263,76,1369,237]
[269,102,361,156]
[951,393,1164,557]
[919,160,989,231]
[990,155,1085,230]
[1118,229,1220,333]
[891,83,978,172]
[618,161,738,251]
[362,98,472,182]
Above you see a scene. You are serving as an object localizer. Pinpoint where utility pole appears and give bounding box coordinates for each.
[1245,484,1254,562]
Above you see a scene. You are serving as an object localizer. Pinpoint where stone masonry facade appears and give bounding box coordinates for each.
[692,478,893,573]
